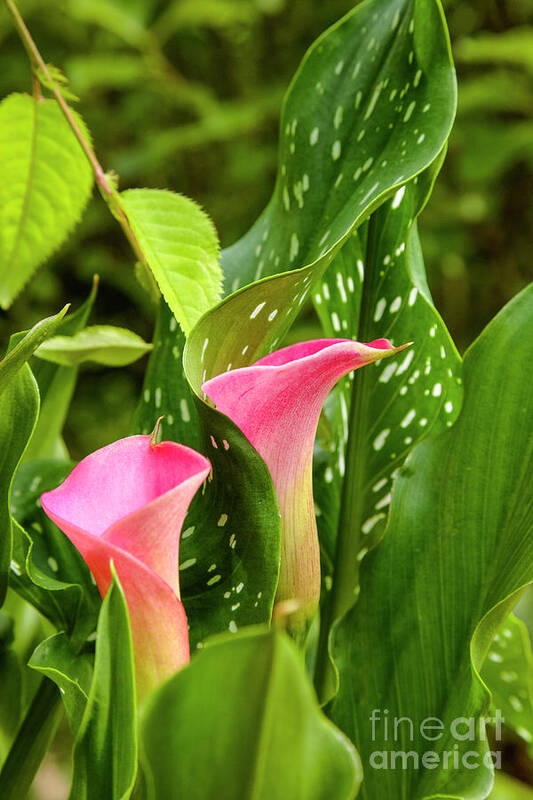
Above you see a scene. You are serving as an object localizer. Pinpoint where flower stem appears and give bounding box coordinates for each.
[0,677,63,799]
[4,0,149,270]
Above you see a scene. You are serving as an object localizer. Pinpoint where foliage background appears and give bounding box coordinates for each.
[1,0,531,459]
[0,0,532,797]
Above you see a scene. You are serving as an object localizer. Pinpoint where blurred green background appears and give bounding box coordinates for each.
[0,2,532,797]
[1,0,532,459]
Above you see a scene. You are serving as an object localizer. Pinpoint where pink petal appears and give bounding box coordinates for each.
[41,436,210,592]
[203,338,399,621]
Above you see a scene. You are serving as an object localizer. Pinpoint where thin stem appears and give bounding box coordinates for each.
[314,219,379,702]
[4,0,149,269]
[0,677,63,799]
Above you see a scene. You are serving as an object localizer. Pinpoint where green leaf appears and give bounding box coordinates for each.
[70,568,137,800]
[141,628,361,800]
[136,0,457,648]
[221,0,457,293]
[0,94,93,308]
[483,614,533,752]
[0,370,38,607]
[35,324,153,366]
[0,308,68,605]
[29,632,93,736]
[9,459,101,648]
[0,306,69,393]
[0,678,63,800]
[22,280,97,461]
[120,188,221,335]
[328,284,533,799]
[489,773,533,800]
[312,159,463,699]
[135,303,281,651]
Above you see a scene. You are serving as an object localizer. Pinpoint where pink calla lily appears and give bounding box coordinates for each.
[203,337,405,629]
[41,435,210,698]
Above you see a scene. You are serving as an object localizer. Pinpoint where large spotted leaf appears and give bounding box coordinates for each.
[222,0,456,293]
[136,0,456,647]
[328,285,533,799]
[482,614,533,754]
[312,159,463,698]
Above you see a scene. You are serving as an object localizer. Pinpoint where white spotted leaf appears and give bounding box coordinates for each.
[313,159,463,700]
[483,614,533,754]
[328,285,533,799]
[0,94,93,308]
[222,0,456,293]
[136,0,457,649]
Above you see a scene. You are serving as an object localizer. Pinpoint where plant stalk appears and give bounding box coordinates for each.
[0,677,63,799]
[4,0,149,271]
[314,218,379,702]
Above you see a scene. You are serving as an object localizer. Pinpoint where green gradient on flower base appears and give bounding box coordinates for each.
[41,435,210,699]
[203,338,407,632]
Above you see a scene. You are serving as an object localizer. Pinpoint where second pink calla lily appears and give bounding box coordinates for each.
[41,434,210,699]
[203,337,406,631]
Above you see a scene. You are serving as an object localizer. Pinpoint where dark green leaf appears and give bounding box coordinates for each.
[313,159,463,698]
[329,285,533,798]
[70,568,137,800]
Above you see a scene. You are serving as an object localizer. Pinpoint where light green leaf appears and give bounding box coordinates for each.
[329,284,533,799]
[483,614,533,752]
[489,773,533,800]
[29,632,93,736]
[0,306,69,393]
[120,188,221,335]
[0,94,93,308]
[70,568,137,800]
[22,280,97,461]
[141,629,361,800]
[35,324,152,367]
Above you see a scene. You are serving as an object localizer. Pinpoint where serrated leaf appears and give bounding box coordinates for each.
[120,188,221,335]
[35,324,152,367]
[328,285,533,799]
[0,94,93,308]
[69,568,137,800]
[483,614,533,752]
[141,628,361,800]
